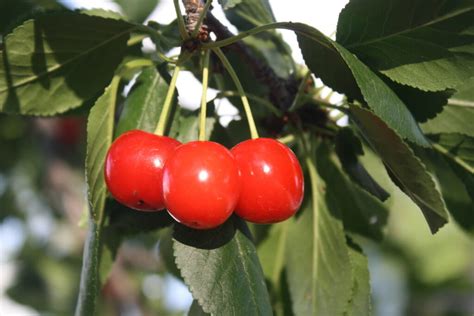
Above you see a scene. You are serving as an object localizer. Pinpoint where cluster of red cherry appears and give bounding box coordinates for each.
[104,130,304,229]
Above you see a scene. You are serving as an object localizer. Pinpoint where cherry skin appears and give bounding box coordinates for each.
[231,138,304,224]
[104,130,181,211]
[162,141,241,229]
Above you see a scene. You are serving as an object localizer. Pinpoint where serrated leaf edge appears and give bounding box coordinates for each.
[351,106,449,233]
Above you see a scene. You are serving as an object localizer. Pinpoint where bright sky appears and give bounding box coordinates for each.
[0,1,348,315]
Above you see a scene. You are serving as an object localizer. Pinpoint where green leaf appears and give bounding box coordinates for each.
[84,77,121,222]
[335,127,389,201]
[256,222,293,316]
[76,77,121,316]
[387,82,454,122]
[173,107,216,143]
[415,146,474,234]
[115,66,175,136]
[173,217,273,316]
[100,200,175,284]
[159,228,183,280]
[421,77,474,136]
[350,106,449,233]
[430,133,474,171]
[224,0,294,78]
[337,0,474,91]
[317,143,388,241]
[286,152,353,316]
[257,222,289,285]
[240,34,294,79]
[106,200,175,236]
[220,0,295,110]
[114,0,159,22]
[0,12,134,115]
[295,23,428,146]
[422,105,474,137]
[0,0,65,35]
[218,0,243,10]
[224,0,274,25]
[188,300,210,316]
[81,8,127,20]
[148,20,181,53]
[451,76,474,102]
[345,240,371,316]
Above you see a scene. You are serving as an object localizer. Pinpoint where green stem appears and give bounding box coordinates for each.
[156,51,179,64]
[212,47,259,139]
[331,111,347,122]
[304,95,350,112]
[199,50,211,141]
[214,91,282,116]
[127,34,147,46]
[116,58,154,75]
[277,134,296,145]
[155,65,181,135]
[202,22,333,51]
[191,0,213,38]
[174,0,189,40]
[323,91,335,102]
[433,143,474,173]
[447,98,474,108]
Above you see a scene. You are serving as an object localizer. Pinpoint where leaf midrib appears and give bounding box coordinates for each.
[234,233,263,315]
[271,222,289,285]
[137,72,162,130]
[87,76,120,223]
[305,156,320,315]
[345,7,473,49]
[0,24,136,94]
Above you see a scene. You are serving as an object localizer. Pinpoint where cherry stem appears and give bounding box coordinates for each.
[212,47,259,139]
[174,0,189,40]
[277,134,296,145]
[191,0,213,39]
[199,49,211,141]
[155,64,181,136]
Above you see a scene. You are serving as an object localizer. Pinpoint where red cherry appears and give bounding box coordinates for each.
[163,141,241,229]
[231,138,304,224]
[104,130,181,211]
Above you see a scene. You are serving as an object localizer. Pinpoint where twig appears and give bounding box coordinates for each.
[182,0,210,41]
